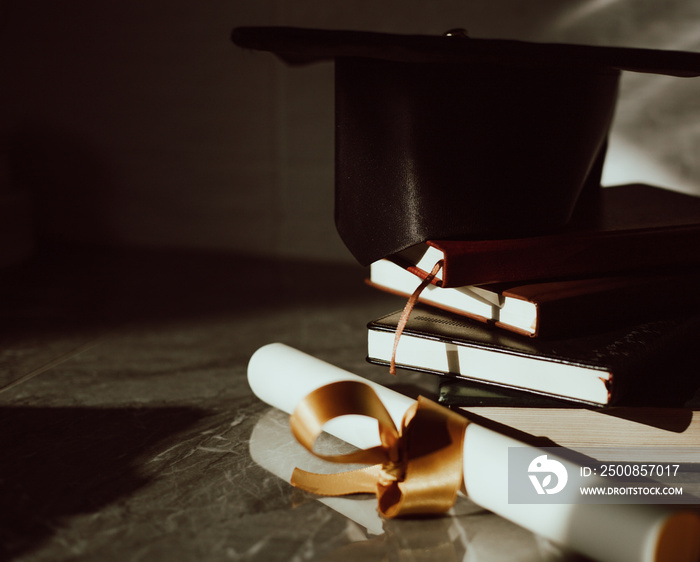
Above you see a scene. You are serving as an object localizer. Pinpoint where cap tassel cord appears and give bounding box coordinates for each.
[390,260,444,375]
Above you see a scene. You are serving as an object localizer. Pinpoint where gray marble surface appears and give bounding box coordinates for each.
[0,248,582,561]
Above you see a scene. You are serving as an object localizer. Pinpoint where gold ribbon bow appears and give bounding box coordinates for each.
[289,380,469,518]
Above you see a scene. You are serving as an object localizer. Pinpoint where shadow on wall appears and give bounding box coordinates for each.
[9,125,118,248]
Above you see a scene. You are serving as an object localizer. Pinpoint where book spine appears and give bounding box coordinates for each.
[435,228,700,287]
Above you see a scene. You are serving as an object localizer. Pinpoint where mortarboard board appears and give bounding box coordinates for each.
[231,26,700,266]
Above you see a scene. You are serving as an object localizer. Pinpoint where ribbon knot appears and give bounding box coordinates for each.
[378,461,405,487]
[288,380,468,518]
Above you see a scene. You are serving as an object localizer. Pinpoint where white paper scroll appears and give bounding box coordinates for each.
[247,343,700,562]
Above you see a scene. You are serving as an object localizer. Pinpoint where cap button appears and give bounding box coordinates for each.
[443,28,469,38]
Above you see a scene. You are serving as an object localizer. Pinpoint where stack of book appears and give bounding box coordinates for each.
[365,183,700,447]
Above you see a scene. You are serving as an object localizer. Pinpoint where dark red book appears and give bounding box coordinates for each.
[369,259,700,338]
[391,184,700,287]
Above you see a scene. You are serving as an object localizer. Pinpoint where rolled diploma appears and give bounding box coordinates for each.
[248,343,699,562]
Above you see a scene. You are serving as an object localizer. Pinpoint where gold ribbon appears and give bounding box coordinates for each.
[289,380,469,518]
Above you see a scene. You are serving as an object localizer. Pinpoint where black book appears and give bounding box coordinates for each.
[367,305,700,407]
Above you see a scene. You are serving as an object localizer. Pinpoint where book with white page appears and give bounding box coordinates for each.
[368,259,700,338]
[366,305,700,407]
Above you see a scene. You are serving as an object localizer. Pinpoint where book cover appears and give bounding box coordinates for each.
[366,305,700,407]
[438,377,579,408]
[368,259,700,338]
[391,184,700,287]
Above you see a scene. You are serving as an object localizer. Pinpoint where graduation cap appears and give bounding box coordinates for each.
[232,26,700,266]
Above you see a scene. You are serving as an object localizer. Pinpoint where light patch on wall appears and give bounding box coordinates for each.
[550,0,627,32]
[602,133,698,195]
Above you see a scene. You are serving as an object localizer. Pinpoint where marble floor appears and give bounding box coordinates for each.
[0,247,593,561]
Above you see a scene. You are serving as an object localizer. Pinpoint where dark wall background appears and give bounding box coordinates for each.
[0,1,698,265]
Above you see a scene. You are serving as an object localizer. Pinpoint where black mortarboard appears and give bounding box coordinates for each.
[232,26,700,266]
